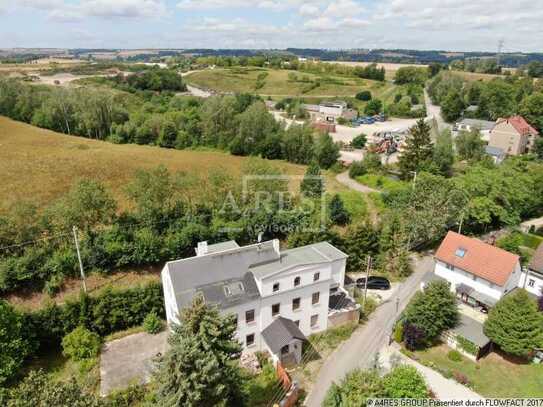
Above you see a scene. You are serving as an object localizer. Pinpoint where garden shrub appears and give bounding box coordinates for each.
[25,282,164,353]
[447,349,463,362]
[143,311,163,334]
[62,326,101,361]
[393,323,404,343]
[453,371,470,386]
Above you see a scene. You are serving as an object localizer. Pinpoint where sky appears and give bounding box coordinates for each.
[1,0,543,52]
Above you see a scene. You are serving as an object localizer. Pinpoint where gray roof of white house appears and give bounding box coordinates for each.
[166,240,279,309]
[261,317,307,354]
[165,240,346,310]
[450,314,490,348]
[458,118,495,131]
[249,242,347,279]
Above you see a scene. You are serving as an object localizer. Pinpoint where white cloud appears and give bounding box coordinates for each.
[81,0,167,18]
[324,0,363,18]
[298,4,320,17]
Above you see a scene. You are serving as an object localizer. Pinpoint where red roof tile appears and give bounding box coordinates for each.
[496,116,539,136]
[435,231,519,286]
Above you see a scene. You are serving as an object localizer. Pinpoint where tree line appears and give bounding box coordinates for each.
[428,71,543,128]
[0,78,340,168]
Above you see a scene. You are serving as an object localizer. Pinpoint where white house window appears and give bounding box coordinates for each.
[273,282,280,292]
[246,334,255,347]
[246,309,255,323]
[310,314,318,327]
[445,263,454,270]
[292,297,301,311]
[294,320,300,327]
[294,276,301,287]
[312,292,320,305]
[281,345,289,355]
[472,275,477,281]
[313,272,320,282]
[272,303,280,316]
[528,279,535,287]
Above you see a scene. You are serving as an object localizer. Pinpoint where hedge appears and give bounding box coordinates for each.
[24,282,164,352]
[456,335,479,356]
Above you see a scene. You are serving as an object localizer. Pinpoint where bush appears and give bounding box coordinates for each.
[62,326,101,361]
[351,134,367,149]
[349,161,366,178]
[26,282,164,352]
[453,371,470,386]
[355,90,372,101]
[447,349,463,362]
[393,323,404,343]
[383,365,428,398]
[143,311,163,334]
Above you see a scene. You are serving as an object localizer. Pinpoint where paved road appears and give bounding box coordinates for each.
[304,256,434,407]
[336,170,379,193]
[424,88,450,133]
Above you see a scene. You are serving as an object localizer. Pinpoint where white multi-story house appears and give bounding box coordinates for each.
[519,242,543,297]
[161,239,359,365]
[434,231,522,309]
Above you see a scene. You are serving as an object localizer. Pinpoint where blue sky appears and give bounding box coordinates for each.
[1,0,542,52]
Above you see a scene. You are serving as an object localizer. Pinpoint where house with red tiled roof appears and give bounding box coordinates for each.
[434,232,522,309]
[519,242,543,297]
[487,115,539,156]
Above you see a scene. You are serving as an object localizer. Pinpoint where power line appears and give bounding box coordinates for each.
[0,232,71,252]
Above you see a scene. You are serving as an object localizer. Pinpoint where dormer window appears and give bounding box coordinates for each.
[224,282,244,297]
[455,248,467,258]
[294,277,301,287]
[273,282,280,292]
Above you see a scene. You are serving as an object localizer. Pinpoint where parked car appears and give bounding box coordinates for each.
[356,276,391,290]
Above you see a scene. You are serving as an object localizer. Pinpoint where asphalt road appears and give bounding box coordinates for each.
[304,256,434,407]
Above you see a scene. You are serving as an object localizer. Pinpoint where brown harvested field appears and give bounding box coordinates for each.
[449,70,506,81]
[0,116,305,212]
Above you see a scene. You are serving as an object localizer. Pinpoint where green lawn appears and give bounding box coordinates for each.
[520,232,543,250]
[336,190,367,221]
[410,344,543,397]
[356,173,406,193]
[185,67,397,101]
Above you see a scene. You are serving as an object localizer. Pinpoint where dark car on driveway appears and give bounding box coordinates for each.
[356,276,391,290]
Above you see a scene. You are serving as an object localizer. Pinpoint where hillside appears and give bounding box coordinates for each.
[0,116,305,212]
[184,67,397,100]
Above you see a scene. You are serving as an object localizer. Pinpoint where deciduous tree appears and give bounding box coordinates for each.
[484,289,543,358]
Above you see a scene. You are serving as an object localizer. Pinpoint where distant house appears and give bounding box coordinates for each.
[454,118,495,142]
[434,232,522,309]
[315,101,357,124]
[161,239,359,366]
[519,242,543,297]
[487,116,539,156]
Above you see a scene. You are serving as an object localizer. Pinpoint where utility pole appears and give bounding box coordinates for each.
[362,256,371,311]
[458,212,464,235]
[72,226,87,293]
[497,39,505,69]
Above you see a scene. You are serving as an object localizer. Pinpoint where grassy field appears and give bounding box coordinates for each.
[410,344,543,397]
[0,116,306,212]
[356,173,406,193]
[185,67,397,100]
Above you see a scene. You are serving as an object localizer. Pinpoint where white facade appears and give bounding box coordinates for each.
[434,260,522,302]
[518,270,543,297]
[161,240,354,357]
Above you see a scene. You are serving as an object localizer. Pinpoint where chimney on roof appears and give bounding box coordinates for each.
[196,241,208,256]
